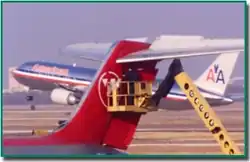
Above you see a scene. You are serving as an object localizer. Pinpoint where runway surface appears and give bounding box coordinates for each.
[3,102,245,155]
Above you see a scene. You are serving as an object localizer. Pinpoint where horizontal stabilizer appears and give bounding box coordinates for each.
[60,42,114,62]
[60,37,149,62]
[116,45,244,63]
[63,42,113,54]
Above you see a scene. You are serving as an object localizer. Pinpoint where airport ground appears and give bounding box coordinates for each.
[3,102,245,155]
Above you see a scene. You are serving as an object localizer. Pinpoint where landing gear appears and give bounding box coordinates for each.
[26,95,33,101]
[30,105,36,110]
[26,94,35,110]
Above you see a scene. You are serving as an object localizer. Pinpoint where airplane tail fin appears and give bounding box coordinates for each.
[4,41,152,151]
[195,52,241,95]
[54,41,153,149]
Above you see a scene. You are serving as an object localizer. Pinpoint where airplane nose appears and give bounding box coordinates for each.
[11,69,17,76]
[222,97,234,105]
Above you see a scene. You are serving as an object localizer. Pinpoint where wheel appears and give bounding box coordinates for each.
[30,105,35,110]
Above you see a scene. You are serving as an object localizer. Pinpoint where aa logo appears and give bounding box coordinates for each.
[206,64,225,84]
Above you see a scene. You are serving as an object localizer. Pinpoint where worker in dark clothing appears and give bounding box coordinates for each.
[149,59,184,107]
[123,68,140,105]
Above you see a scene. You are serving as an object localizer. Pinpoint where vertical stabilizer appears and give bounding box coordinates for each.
[195,52,240,95]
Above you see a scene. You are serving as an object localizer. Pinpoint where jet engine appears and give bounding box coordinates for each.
[50,88,82,105]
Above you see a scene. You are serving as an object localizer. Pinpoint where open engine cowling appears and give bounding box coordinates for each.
[50,88,81,105]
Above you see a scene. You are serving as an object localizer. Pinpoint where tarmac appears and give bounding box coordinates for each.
[3,102,245,155]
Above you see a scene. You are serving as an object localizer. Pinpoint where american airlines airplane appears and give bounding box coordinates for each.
[11,51,240,110]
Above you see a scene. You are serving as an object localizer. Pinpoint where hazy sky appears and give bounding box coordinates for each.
[3,2,245,88]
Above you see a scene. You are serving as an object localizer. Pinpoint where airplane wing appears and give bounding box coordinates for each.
[56,84,85,101]
[57,83,85,93]
[116,45,244,63]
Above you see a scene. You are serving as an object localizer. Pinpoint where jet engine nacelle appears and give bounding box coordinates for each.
[50,88,81,105]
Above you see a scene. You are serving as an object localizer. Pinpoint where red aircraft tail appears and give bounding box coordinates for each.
[4,40,159,150]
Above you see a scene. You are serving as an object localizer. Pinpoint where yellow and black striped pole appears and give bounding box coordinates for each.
[175,72,242,155]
